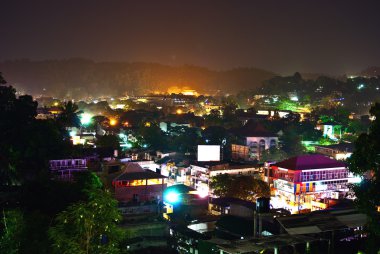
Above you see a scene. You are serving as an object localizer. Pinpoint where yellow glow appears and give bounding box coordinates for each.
[182,89,197,96]
[147,179,162,185]
[176,109,183,114]
[130,180,146,186]
[167,86,198,96]
[109,118,117,126]
[53,102,59,106]
[145,122,151,127]
[72,136,85,145]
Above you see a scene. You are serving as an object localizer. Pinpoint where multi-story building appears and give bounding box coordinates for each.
[112,162,167,203]
[49,158,87,180]
[271,155,356,213]
[231,121,278,161]
[189,162,261,196]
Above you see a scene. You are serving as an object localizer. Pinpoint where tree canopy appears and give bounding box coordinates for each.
[210,174,270,202]
[0,209,24,254]
[0,84,71,185]
[49,188,123,254]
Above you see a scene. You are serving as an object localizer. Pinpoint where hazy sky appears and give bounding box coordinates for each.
[1,0,380,74]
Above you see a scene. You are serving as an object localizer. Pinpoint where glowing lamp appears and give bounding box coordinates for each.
[176,109,183,114]
[80,113,93,125]
[109,118,117,126]
[164,191,180,204]
[198,191,208,198]
[198,188,209,198]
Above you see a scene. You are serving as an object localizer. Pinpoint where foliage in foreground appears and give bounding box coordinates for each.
[348,103,380,253]
[49,188,123,254]
[0,209,24,254]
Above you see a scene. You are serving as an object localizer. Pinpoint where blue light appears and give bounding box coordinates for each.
[357,84,365,90]
[164,191,180,203]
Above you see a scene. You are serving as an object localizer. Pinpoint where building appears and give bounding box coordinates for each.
[169,207,367,254]
[112,162,167,203]
[314,143,354,160]
[231,121,278,161]
[271,155,357,213]
[189,162,261,196]
[159,121,191,132]
[49,158,87,180]
[316,122,342,140]
[209,197,256,217]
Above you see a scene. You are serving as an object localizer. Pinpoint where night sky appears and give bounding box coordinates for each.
[2,0,380,75]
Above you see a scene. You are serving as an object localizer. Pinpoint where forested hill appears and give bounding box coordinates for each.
[0,59,275,99]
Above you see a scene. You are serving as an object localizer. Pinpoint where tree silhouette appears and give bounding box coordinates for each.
[0,72,6,84]
[58,101,82,128]
[348,103,380,245]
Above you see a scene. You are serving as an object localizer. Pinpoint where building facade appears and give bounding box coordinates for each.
[271,155,355,213]
[189,162,261,196]
[231,122,278,161]
[49,158,87,180]
[112,163,167,203]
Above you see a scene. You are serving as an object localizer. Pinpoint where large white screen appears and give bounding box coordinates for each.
[197,145,220,161]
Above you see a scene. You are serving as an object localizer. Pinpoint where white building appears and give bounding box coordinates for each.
[231,122,278,161]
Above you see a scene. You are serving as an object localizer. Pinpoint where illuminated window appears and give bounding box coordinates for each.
[130,180,146,186]
[147,178,162,185]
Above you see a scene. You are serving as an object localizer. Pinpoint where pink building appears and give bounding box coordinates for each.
[271,155,354,212]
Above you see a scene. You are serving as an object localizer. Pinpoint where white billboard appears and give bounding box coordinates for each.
[197,145,220,162]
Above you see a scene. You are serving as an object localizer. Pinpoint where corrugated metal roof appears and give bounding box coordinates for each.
[276,209,367,235]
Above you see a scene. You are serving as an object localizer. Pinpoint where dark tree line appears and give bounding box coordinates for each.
[0,73,125,254]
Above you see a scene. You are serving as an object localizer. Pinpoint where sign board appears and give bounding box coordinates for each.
[197,145,220,162]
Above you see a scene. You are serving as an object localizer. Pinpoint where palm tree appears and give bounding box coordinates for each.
[0,72,6,85]
[58,101,82,128]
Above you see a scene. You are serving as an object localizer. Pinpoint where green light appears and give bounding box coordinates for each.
[80,113,93,125]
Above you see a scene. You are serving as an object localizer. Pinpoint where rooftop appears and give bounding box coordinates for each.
[113,162,166,181]
[273,154,346,170]
[315,143,354,153]
[164,184,196,194]
[231,121,277,138]
[210,197,256,209]
[276,208,367,235]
